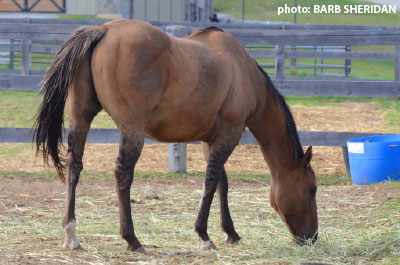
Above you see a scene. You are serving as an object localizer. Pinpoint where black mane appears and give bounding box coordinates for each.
[256,63,304,165]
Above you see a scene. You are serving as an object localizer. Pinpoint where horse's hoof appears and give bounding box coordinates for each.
[63,241,82,250]
[197,240,217,250]
[127,245,147,254]
[225,237,240,247]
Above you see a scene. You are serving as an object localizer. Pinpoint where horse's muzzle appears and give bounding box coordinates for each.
[294,231,318,246]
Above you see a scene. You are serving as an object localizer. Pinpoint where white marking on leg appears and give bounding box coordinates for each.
[63,220,81,250]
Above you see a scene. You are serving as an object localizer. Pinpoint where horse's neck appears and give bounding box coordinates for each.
[249,96,298,181]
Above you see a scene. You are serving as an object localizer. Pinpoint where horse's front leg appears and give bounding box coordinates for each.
[195,129,242,249]
[114,129,146,253]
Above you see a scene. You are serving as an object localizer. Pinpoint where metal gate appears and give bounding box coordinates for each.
[0,0,66,13]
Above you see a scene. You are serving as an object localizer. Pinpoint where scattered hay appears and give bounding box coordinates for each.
[0,175,398,264]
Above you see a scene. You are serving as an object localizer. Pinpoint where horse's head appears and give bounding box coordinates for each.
[270,146,318,244]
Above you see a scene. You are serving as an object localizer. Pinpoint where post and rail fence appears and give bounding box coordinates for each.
[0,20,399,174]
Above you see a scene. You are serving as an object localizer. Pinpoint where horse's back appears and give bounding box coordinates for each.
[90,20,263,142]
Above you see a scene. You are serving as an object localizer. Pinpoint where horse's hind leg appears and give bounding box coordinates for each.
[218,169,241,246]
[114,128,145,253]
[195,128,243,249]
[63,56,101,250]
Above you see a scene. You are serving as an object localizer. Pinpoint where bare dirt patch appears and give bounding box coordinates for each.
[0,175,398,264]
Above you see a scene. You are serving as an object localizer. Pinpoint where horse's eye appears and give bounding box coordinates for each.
[310,187,317,196]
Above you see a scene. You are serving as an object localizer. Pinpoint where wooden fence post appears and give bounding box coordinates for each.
[275,45,285,79]
[342,147,351,176]
[21,35,31,75]
[9,39,15,70]
[395,45,400,81]
[168,143,187,173]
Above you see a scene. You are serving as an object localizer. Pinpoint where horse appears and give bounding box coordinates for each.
[33,20,318,253]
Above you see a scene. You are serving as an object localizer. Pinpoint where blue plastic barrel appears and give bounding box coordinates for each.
[347,135,400,185]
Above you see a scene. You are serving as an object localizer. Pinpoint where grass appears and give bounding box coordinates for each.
[0,170,352,186]
[0,91,116,129]
[0,171,398,264]
[379,100,400,133]
[0,143,26,156]
[215,0,400,26]
[59,15,107,20]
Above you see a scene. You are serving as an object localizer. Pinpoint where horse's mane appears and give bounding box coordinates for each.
[255,62,305,165]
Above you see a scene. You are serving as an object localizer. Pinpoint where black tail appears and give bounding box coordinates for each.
[33,26,106,182]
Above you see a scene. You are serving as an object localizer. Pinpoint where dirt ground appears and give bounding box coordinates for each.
[0,101,389,176]
[0,175,398,264]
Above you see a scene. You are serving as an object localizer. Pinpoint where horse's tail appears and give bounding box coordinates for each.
[33,26,106,182]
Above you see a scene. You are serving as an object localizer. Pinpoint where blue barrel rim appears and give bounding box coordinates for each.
[347,134,400,144]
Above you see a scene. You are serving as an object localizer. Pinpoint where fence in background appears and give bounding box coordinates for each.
[0,20,399,174]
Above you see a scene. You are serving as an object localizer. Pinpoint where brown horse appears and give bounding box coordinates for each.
[34,20,318,253]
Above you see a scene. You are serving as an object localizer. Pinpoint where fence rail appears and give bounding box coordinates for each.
[1,75,399,98]
[1,128,386,147]
[1,18,400,31]
[0,21,399,174]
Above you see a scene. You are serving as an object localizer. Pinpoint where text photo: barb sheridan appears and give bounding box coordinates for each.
[278,4,397,15]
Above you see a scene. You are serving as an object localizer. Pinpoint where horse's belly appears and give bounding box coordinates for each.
[144,105,216,143]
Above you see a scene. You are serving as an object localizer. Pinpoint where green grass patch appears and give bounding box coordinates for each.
[0,144,26,156]
[215,0,400,26]
[379,99,400,133]
[0,91,116,128]
[0,169,350,185]
[0,91,38,127]
[383,200,400,211]
[317,173,351,185]
[286,96,343,107]
[0,170,267,182]
[59,15,107,20]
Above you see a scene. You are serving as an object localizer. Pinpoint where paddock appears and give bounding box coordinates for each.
[0,19,399,264]
[0,173,399,264]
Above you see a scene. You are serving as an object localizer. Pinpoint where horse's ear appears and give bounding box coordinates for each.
[302,146,313,168]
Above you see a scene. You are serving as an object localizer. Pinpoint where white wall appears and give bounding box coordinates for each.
[134,0,184,22]
[67,0,98,16]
